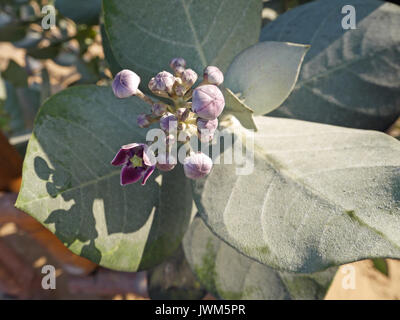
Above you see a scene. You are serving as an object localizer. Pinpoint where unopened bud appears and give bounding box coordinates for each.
[112,69,141,98]
[176,108,191,121]
[170,57,186,71]
[203,66,224,85]
[137,114,151,128]
[192,84,225,120]
[152,103,168,117]
[148,71,175,93]
[183,152,213,179]
[197,118,218,132]
[160,112,178,132]
[181,68,198,87]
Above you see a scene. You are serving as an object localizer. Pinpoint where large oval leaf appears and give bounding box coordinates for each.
[184,217,337,300]
[224,41,309,116]
[192,116,400,273]
[16,85,193,271]
[260,0,400,131]
[103,0,262,86]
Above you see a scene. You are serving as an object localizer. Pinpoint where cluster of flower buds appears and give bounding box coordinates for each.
[111,57,225,186]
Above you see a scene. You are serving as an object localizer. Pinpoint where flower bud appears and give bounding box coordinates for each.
[192,85,225,120]
[203,66,224,85]
[175,85,187,97]
[148,71,175,93]
[160,112,178,132]
[176,108,191,121]
[181,68,198,87]
[197,118,218,143]
[170,57,186,71]
[112,69,141,98]
[197,118,218,132]
[151,103,168,117]
[183,152,213,179]
[137,114,150,128]
[156,153,176,172]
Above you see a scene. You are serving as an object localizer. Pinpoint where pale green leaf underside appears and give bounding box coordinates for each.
[192,116,400,273]
[16,85,192,271]
[224,41,309,116]
[222,87,257,131]
[261,0,400,131]
[103,0,262,86]
[184,217,337,300]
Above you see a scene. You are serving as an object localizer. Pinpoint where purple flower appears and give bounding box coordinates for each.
[148,71,175,93]
[203,66,224,85]
[183,152,213,180]
[181,68,198,87]
[111,143,156,186]
[192,85,225,120]
[112,70,141,98]
[151,103,168,117]
[137,114,150,128]
[160,112,178,132]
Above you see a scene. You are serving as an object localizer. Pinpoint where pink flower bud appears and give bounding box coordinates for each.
[203,66,224,85]
[170,57,186,71]
[192,85,225,120]
[181,68,198,87]
[176,108,191,121]
[151,103,168,117]
[112,69,141,98]
[197,118,218,142]
[137,114,150,128]
[160,112,178,132]
[148,71,175,93]
[197,118,218,132]
[183,152,213,179]
[175,85,187,97]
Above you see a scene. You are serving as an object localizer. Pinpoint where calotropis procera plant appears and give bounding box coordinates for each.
[110,59,224,185]
[15,0,400,300]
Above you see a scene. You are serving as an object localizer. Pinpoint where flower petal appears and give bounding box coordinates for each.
[120,165,144,186]
[141,165,155,185]
[142,145,157,167]
[111,143,140,166]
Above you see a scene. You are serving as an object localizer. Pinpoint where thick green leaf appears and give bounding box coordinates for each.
[192,115,400,273]
[103,0,262,86]
[222,88,257,131]
[184,217,337,300]
[260,0,400,131]
[16,85,193,271]
[55,0,102,25]
[148,245,206,300]
[100,23,121,76]
[224,42,309,116]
